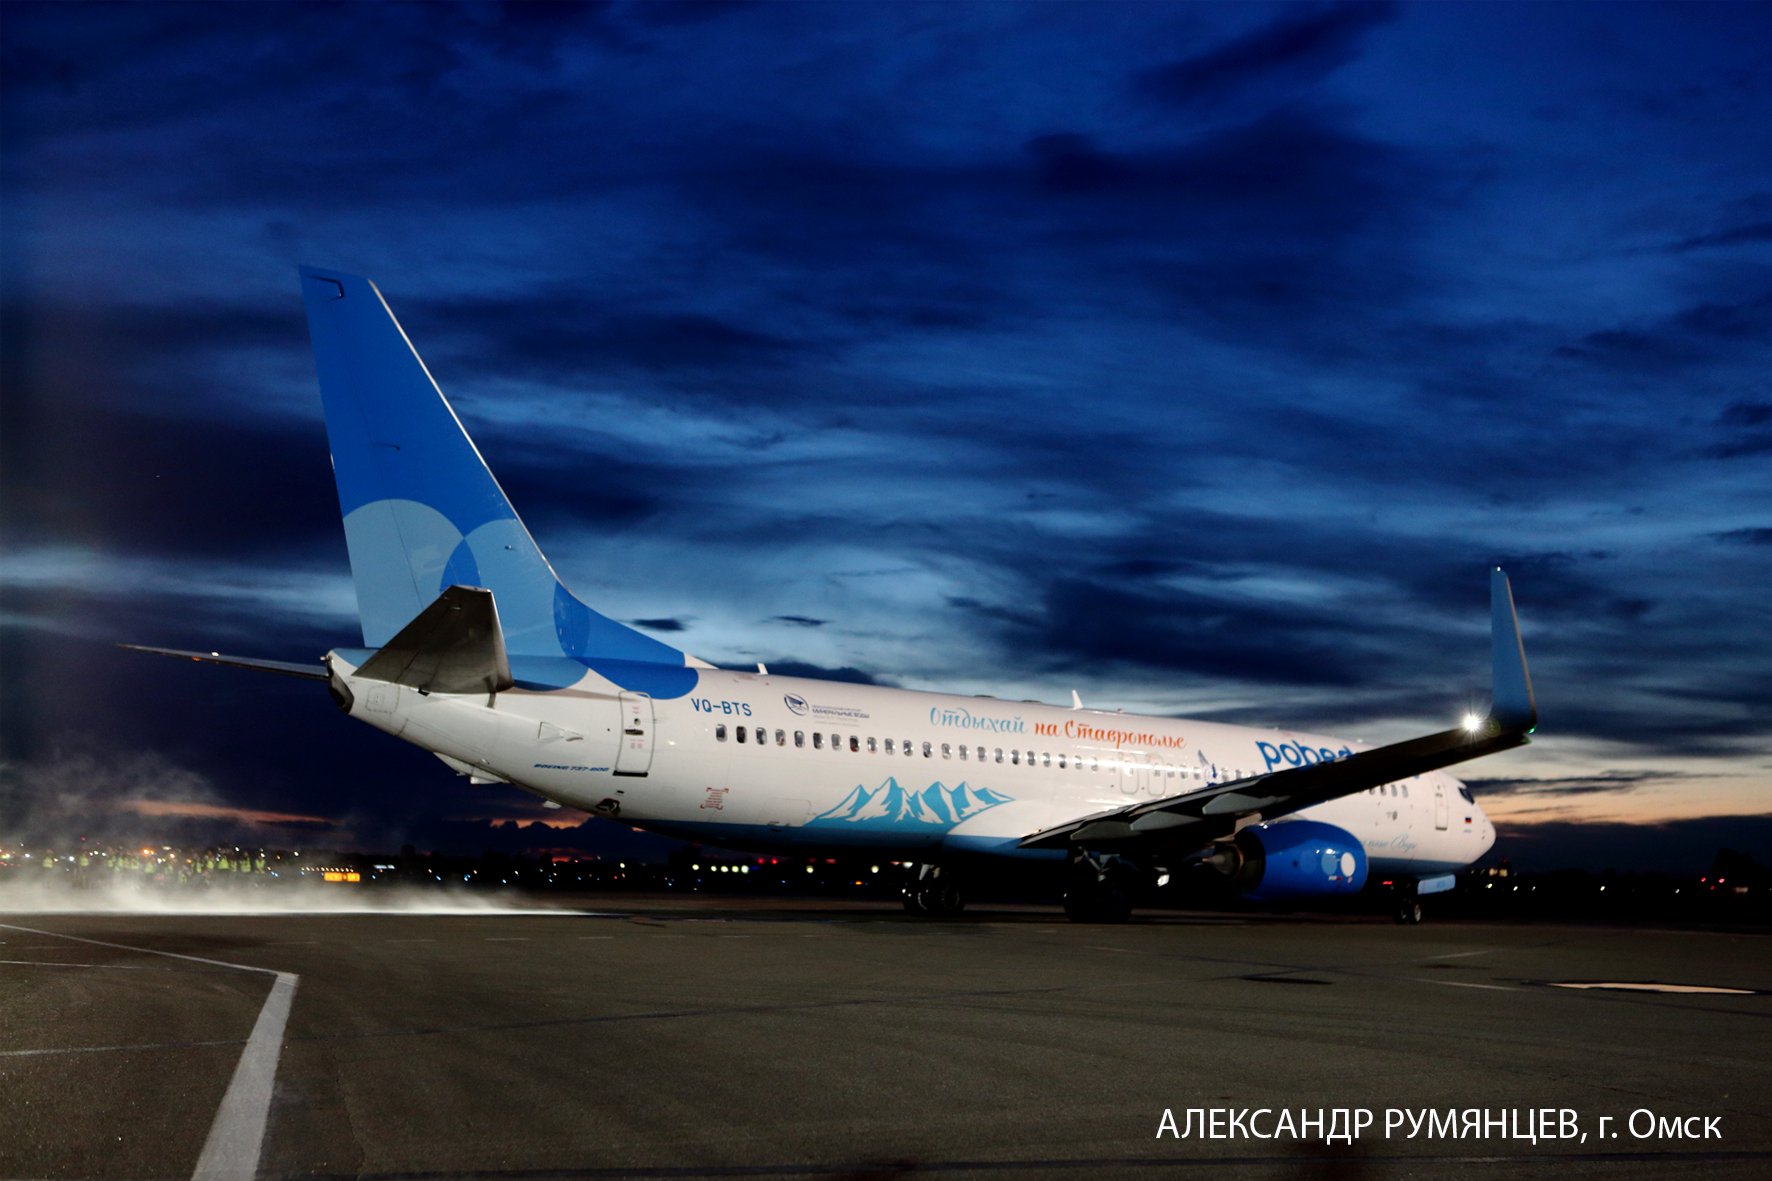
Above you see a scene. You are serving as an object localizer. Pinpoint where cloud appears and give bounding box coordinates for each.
[4,2,1770,862]
[1671,219,1772,252]
[762,661,890,687]
[631,617,687,632]
[1554,293,1772,374]
[1712,527,1772,547]
[1490,814,1772,874]
[1132,2,1398,111]
[1464,770,1706,799]
[415,293,812,383]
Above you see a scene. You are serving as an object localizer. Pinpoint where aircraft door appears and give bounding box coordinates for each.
[613,692,654,776]
[1433,782,1449,830]
[1119,753,1150,796]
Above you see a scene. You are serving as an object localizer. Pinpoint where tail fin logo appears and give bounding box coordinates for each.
[300,267,700,699]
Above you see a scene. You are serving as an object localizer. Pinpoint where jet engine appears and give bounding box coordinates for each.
[1208,820,1368,901]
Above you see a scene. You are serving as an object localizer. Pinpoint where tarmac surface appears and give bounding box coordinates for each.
[2,896,1769,1180]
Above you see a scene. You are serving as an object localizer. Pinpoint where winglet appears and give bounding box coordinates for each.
[1490,568,1536,733]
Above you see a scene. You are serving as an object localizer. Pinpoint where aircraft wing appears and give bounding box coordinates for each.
[1020,569,1536,852]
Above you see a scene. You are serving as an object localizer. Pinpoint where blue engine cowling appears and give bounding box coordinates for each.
[1233,820,1368,901]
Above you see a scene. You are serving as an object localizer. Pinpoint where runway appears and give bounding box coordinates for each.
[2,898,1768,1180]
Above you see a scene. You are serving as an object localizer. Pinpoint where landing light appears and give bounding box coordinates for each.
[1462,713,1482,732]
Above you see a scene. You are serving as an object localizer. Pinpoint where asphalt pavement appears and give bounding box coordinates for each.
[3,898,1768,1179]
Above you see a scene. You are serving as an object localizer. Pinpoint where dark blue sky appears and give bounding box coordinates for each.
[3,1,1769,872]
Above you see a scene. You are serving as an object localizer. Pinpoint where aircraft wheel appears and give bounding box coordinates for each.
[1395,897,1423,925]
[930,884,965,915]
[903,866,964,916]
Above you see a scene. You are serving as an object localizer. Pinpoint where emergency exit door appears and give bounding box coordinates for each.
[613,692,654,776]
[1119,752,1151,796]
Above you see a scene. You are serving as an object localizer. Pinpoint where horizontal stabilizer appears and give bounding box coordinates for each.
[355,585,513,695]
[118,645,327,681]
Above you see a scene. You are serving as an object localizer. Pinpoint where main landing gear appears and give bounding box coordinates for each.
[902,862,965,916]
[1062,851,1138,923]
[1395,893,1424,925]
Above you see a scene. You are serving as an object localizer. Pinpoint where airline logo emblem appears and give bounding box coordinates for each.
[784,694,869,722]
[1257,739,1354,773]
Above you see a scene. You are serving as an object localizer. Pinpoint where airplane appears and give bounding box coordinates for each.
[126,267,1538,924]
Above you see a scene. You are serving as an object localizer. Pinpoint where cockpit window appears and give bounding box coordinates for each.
[1458,786,1475,804]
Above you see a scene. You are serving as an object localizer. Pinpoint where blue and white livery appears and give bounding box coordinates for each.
[129,269,1539,923]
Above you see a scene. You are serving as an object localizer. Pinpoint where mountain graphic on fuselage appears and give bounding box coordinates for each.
[808,779,1012,830]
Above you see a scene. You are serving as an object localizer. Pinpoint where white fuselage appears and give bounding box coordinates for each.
[333,658,1495,877]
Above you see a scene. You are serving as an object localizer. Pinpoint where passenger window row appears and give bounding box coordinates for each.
[710,724,1224,781]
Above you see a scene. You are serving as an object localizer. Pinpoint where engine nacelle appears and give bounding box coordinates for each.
[1229,820,1368,901]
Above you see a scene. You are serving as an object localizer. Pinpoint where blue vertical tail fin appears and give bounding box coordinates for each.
[299,267,693,684]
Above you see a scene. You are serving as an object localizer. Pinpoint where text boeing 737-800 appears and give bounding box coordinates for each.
[127,268,1538,923]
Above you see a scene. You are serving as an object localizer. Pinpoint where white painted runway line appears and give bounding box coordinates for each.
[0,922,299,1181]
[1549,981,1755,995]
[191,971,296,1181]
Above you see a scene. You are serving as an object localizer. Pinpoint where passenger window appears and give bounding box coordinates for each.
[813,733,824,750]
[1057,753,1066,769]
[959,745,969,761]
[867,736,877,753]
[1011,749,1020,765]
[922,741,932,757]
[904,740,913,756]
[994,748,1003,764]
[775,729,785,746]
[716,724,727,741]
[736,726,747,744]
[1042,752,1051,768]
[794,730,805,748]
[941,743,951,758]
[1401,784,1409,798]
[849,735,860,753]
[884,738,894,754]
[756,727,767,744]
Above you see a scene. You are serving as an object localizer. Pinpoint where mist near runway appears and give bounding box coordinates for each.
[0,876,586,917]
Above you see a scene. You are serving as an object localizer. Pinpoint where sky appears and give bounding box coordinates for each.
[2,1,1769,874]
